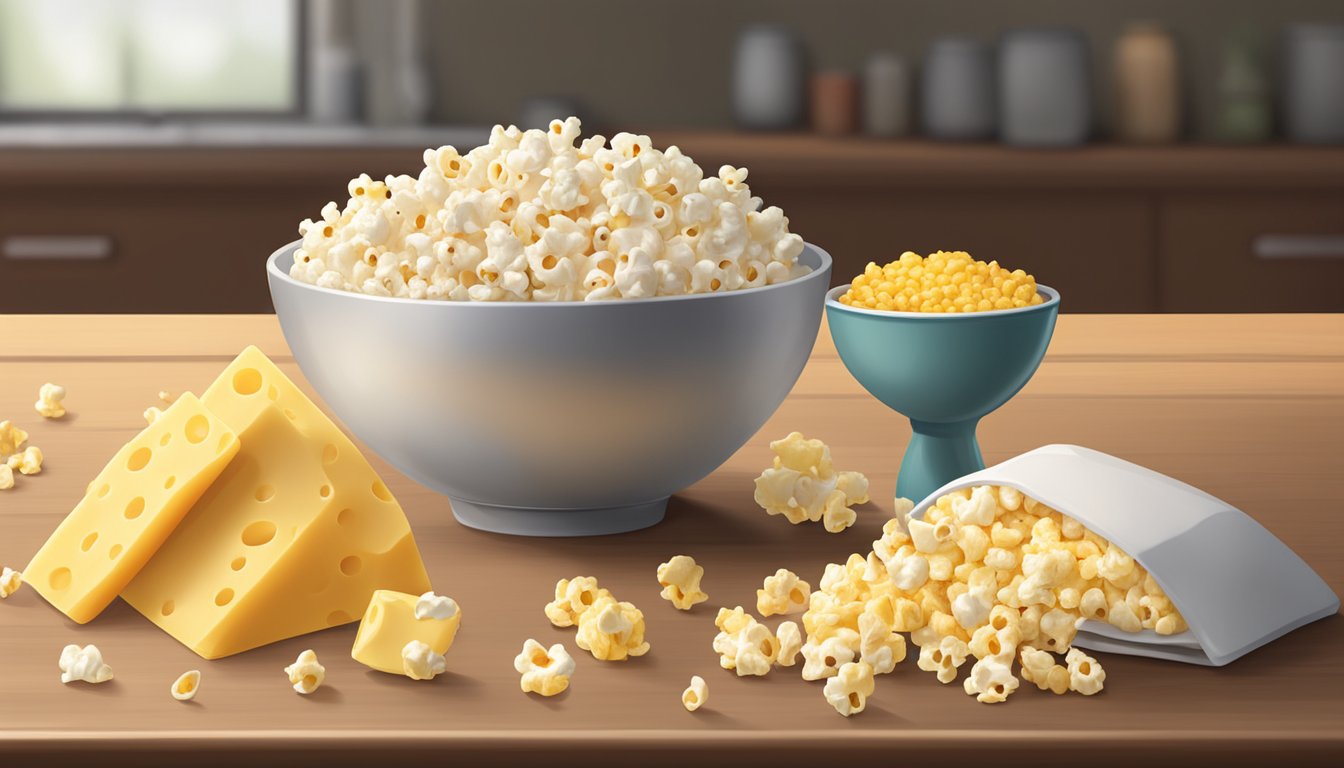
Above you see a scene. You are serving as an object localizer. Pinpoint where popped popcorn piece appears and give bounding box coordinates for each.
[415,591,459,621]
[916,635,970,684]
[284,649,326,694]
[963,655,1019,703]
[681,675,709,712]
[0,566,21,598]
[1019,646,1069,695]
[757,568,811,617]
[291,118,810,302]
[171,670,202,702]
[775,620,802,667]
[858,601,907,674]
[402,640,448,680]
[712,608,779,676]
[656,555,708,610]
[0,420,28,457]
[0,465,13,491]
[753,432,868,532]
[7,446,42,475]
[158,390,176,404]
[544,576,611,628]
[823,661,875,717]
[514,639,575,696]
[35,383,66,419]
[143,406,163,425]
[800,630,859,681]
[1066,647,1106,695]
[59,644,113,685]
[574,595,649,661]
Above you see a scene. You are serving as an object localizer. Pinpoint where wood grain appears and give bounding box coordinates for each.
[0,314,1341,767]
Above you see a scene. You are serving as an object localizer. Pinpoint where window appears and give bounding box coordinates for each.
[0,0,299,113]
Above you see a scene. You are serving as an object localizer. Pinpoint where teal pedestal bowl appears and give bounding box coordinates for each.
[825,284,1060,502]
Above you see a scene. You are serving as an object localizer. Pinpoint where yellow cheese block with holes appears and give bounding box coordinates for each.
[26,394,239,624]
[352,590,462,675]
[122,346,431,659]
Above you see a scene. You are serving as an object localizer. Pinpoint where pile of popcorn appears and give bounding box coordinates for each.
[544,576,649,662]
[837,251,1045,313]
[290,118,810,301]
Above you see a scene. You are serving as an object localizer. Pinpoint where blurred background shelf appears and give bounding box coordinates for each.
[5,137,1340,314]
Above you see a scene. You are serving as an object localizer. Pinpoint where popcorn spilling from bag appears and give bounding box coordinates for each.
[289,118,810,301]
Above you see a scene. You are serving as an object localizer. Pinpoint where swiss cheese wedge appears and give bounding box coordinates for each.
[122,347,431,659]
[26,394,239,624]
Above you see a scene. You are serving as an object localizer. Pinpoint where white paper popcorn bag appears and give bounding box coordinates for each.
[909,444,1339,666]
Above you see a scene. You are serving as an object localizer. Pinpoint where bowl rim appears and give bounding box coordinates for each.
[268,239,833,309]
[825,283,1060,319]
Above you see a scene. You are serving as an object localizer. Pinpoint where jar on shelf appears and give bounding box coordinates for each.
[732,24,808,131]
[1113,22,1181,143]
[921,37,996,141]
[999,26,1092,147]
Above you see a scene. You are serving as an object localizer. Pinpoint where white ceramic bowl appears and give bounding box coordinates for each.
[267,241,833,536]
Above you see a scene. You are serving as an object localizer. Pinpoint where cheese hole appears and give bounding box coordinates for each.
[322,444,338,464]
[81,532,98,552]
[127,447,152,471]
[242,520,277,546]
[284,408,297,420]
[255,485,275,502]
[184,414,210,444]
[49,568,72,590]
[319,485,332,498]
[161,600,175,616]
[109,544,123,559]
[218,433,233,453]
[267,385,279,401]
[337,508,352,526]
[164,476,176,489]
[215,588,234,606]
[96,483,111,498]
[372,481,393,502]
[339,556,362,575]
[160,432,172,447]
[231,557,246,571]
[232,368,263,396]
[124,497,146,519]
[327,610,352,626]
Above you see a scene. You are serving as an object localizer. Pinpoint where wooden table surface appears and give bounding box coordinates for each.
[1,314,1342,766]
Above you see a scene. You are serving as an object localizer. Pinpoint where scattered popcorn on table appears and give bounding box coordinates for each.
[681,675,709,712]
[0,464,13,491]
[1,566,21,598]
[775,620,802,667]
[143,406,162,425]
[171,670,202,702]
[289,118,810,302]
[837,251,1045,313]
[574,595,650,661]
[1019,645,1069,695]
[59,644,113,685]
[800,630,859,681]
[916,635,970,684]
[544,576,611,628]
[656,555,708,610]
[158,391,176,404]
[753,431,869,532]
[402,640,449,681]
[514,639,574,697]
[823,661,875,717]
[1066,647,1106,695]
[757,568,811,617]
[0,420,28,458]
[415,591,459,621]
[34,383,66,419]
[284,649,326,695]
[7,446,42,476]
[963,655,1019,704]
[712,606,779,676]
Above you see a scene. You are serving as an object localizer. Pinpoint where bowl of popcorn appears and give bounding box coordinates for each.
[825,251,1059,502]
[268,118,832,537]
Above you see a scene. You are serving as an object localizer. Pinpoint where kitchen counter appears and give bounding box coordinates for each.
[1,313,1341,766]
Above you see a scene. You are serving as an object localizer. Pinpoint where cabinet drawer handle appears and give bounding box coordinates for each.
[1252,235,1344,260]
[2,236,114,261]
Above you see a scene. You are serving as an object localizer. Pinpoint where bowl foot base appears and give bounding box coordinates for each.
[448,496,669,537]
[898,418,986,503]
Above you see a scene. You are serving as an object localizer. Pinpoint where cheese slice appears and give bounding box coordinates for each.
[122,347,431,659]
[26,394,239,624]
[352,590,462,675]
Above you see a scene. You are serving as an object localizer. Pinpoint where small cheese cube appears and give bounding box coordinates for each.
[757,568,810,617]
[823,661,875,717]
[35,383,67,419]
[514,639,574,696]
[59,644,113,685]
[171,670,202,701]
[284,649,326,694]
[352,590,462,675]
[656,555,707,610]
[681,675,708,712]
